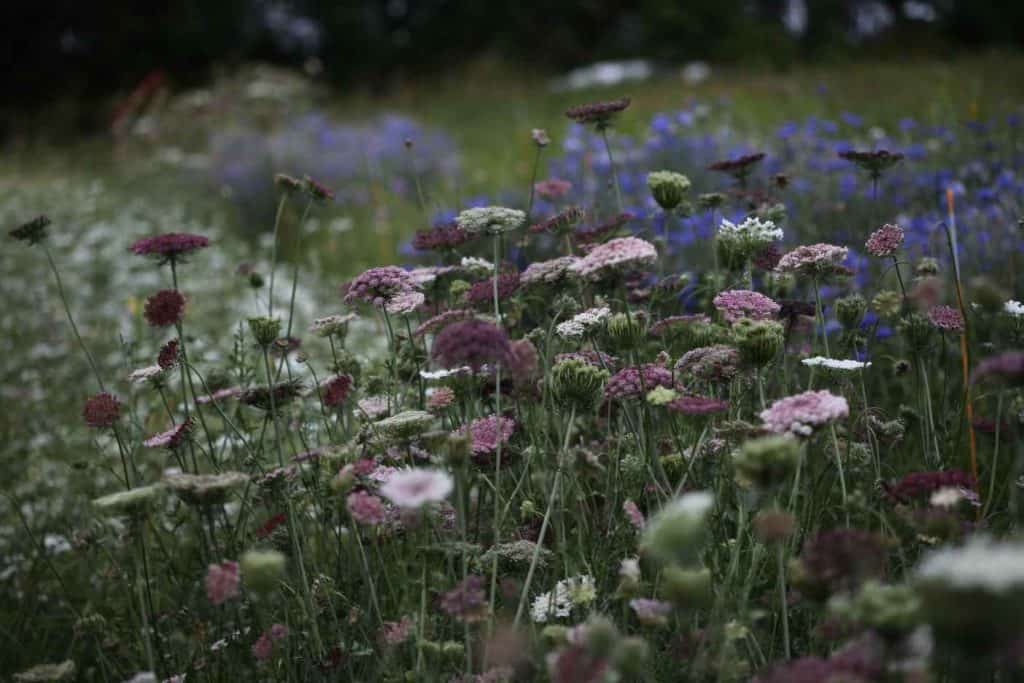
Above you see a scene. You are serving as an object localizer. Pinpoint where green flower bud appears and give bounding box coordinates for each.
[969,276,1008,314]
[646,386,679,406]
[647,170,692,211]
[248,316,282,348]
[915,257,940,277]
[661,566,713,609]
[583,614,618,653]
[835,294,867,330]
[642,492,713,566]
[605,312,647,352]
[93,484,162,518]
[540,625,569,648]
[697,193,727,211]
[241,549,287,595]
[613,636,650,678]
[732,318,784,367]
[844,580,921,638]
[872,290,902,319]
[732,434,801,492]
[449,279,470,301]
[898,312,933,352]
[440,641,465,662]
[373,410,435,442]
[550,359,609,413]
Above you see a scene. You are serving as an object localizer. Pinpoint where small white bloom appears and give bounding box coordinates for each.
[460,256,494,275]
[717,216,783,245]
[556,306,611,339]
[129,365,164,384]
[1004,300,1024,317]
[801,357,871,371]
[379,468,454,509]
[916,535,1024,593]
[420,367,471,381]
[457,206,525,235]
[929,486,965,509]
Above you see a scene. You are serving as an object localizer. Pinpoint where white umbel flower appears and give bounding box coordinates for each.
[556,306,611,339]
[717,216,783,246]
[1004,300,1024,317]
[457,206,526,235]
[916,536,1024,593]
[801,357,871,371]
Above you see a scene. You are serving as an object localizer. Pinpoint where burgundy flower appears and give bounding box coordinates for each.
[322,374,353,408]
[256,512,287,539]
[882,469,977,505]
[431,319,512,370]
[604,364,674,401]
[752,243,782,270]
[343,266,419,308]
[83,392,121,428]
[413,309,475,338]
[9,214,50,245]
[708,152,766,183]
[666,395,729,416]
[205,560,240,606]
[412,222,471,251]
[799,528,887,596]
[143,289,186,327]
[302,175,334,201]
[528,206,585,235]
[157,338,180,370]
[439,575,488,623]
[573,212,634,245]
[129,232,210,263]
[838,148,905,178]
[565,97,630,128]
[466,271,520,308]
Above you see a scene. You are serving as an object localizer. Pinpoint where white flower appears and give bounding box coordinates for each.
[801,357,871,371]
[1004,300,1024,317]
[916,536,1024,593]
[129,364,164,384]
[457,206,526,235]
[420,367,471,381]
[530,574,596,623]
[379,468,454,509]
[929,486,966,509]
[460,256,494,274]
[717,216,783,245]
[556,306,611,339]
[384,290,425,315]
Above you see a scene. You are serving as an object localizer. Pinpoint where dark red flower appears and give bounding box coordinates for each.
[528,206,585,235]
[256,512,287,539]
[83,392,121,428]
[882,469,977,504]
[143,289,186,327]
[466,271,520,308]
[158,338,180,370]
[708,153,766,183]
[129,232,210,263]
[666,395,729,416]
[302,175,334,201]
[431,319,512,370]
[799,528,887,596]
[9,215,50,245]
[565,97,630,129]
[838,149,905,178]
[322,374,353,408]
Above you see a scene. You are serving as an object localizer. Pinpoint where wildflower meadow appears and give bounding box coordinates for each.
[6,75,1024,683]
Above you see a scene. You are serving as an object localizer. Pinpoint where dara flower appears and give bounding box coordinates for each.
[440,575,489,623]
[646,171,691,211]
[309,313,357,338]
[93,484,163,516]
[431,319,512,370]
[143,289,186,327]
[927,305,964,331]
[462,415,516,457]
[521,256,580,287]
[915,536,1024,651]
[344,266,419,308]
[157,338,180,370]
[456,206,526,235]
[82,392,121,428]
[675,345,742,384]
[630,598,673,626]
[379,468,454,509]
[384,289,425,315]
[865,224,904,257]
[412,221,471,251]
[603,364,674,402]
[564,97,630,129]
[531,575,597,623]
[759,390,849,436]
[528,206,585,235]
[8,214,50,246]
[414,309,475,338]
[346,490,388,525]
[573,211,634,244]
[535,178,572,200]
[801,357,871,372]
[556,306,611,339]
[568,237,657,281]
[641,491,713,566]
[716,217,783,263]
[708,152,766,185]
[881,469,976,505]
[666,395,729,418]
[712,289,780,323]
[466,271,520,308]
[301,175,334,202]
[970,350,1024,385]
[143,419,193,449]
[128,364,164,386]
[776,243,849,278]
[164,471,248,506]
[792,528,887,600]
[838,148,905,180]
[205,560,240,606]
[1004,300,1024,317]
[321,374,352,408]
[129,232,210,265]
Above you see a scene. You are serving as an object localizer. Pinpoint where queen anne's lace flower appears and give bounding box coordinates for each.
[760,390,849,436]
[713,289,780,323]
[776,243,849,277]
[556,306,611,339]
[1004,300,1024,317]
[457,206,526,235]
[531,575,597,623]
[604,364,674,401]
[801,357,871,372]
[521,256,580,286]
[865,224,904,257]
[461,415,515,456]
[345,266,419,308]
[379,468,454,509]
[569,237,657,281]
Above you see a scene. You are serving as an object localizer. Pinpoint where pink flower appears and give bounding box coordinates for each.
[865,224,904,257]
[252,623,288,661]
[760,390,849,436]
[205,560,240,606]
[379,468,454,508]
[569,237,657,281]
[629,598,672,625]
[129,232,210,263]
[712,289,780,323]
[143,419,193,449]
[604,364,674,401]
[346,490,387,525]
[385,290,426,315]
[666,395,729,417]
[623,500,645,530]
[83,393,121,428]
[534,178,572,200]
[675,345,742,384]
[462,416,516,456]
[928,305,964,331]
[379,616,414,646]
[776,243,849,277]
[414,309,476,338]
[344,266,419,308]
[427,387,456,411]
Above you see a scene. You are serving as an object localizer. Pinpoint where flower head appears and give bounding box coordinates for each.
[344,266,419,308]
[708,152,766,182]
[759,390,849,436]
[9,214,50,245]
[713,289,780,323]
[206,560,240,606]
[521,256,580,288]
[556,306,611,339]
[440,575,488,623]
[647,171,691,211]
[457,206,525,235]
[801,357,871,372]
[83,392,121,428]
[970,351,1024,385]
[535,178,572,200]
[413,222,472,251]
[431,319,512,370]
[379,468,454,509]
[776,243,849,278]
[129,232,210,264]
[346,490,388,525]
[321,374,353,408]
[157,338,180,370]
[865,224,904,257]
[461,415,515,457]
[565,97,630,129]
[675,345,742,384]
[143,289,186,327]
[838,148,904,178]
[928,305,964,332]
[604,364,674,402]
[569,237,657,281]
[143,419,193,450]
[528,206,585,236]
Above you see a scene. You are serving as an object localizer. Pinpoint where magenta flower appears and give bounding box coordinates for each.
[346,490,388,525]
[431,319,512,370]
[412,222,471,251]
[466,271,520,308]
[322,374,353,408]
[462,415,516,456]
[865,224,904,257]
[252,623,288,661]
[534,178,572,200]
[427,387,456,411]
[971,351,1024,385]
[666,395,729,417]
[83,393,121,428]
[143,289,186,327]
[344,266,419,308]
[623,499,645,530]
[129,232,210,264]
[157,338,180,370]
[603,364,674,401]
[928,305,964,331]
[881,469,977,505]
[205,560,240,606]
[712,289,780,323]
[379,616,414,646]
[759,390,849,436]
[439,575,488,623]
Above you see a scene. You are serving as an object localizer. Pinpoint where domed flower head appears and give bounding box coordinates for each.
[385,289,426,315]
[646,171,691,211]
[759,390,849,436]
[927,305,964,332]
[713,289,780,323]
[716,217,783,266]
[143,289,186,327]
[461,415,515,457]
[373,410,435,442]
[379,468,454,509]
[412,221,472,252]
[881,469,976,505]
[321,374,353,408]
[794,528,887,600]
[164,470,248,506]
[550,358,610,412]
[865,224,904,257]
[535,178,572,200]
[665,395,729,418]
[431,319,512,370]
[346,490,388,525]
[413,308,475,338]
[569,237,657,281]
[603,364,674,402]
[971,350,1024,385]
[457,206,525,236]
[93,484,162,517]
[206,560,240,606]
[838,148,904,179]
[308,312,357,339]
[344,266,419,308]
[708,152,766,184]
[83,392,121,428]
[776,243,849,278]
[157,338,180,370]
[521,256,581,288]
[642,491,714,566]
[129,232,210,265]
[675,345,742,385]
[528,206,585,236]
[556,306,611,339]
[565,97,630,130]
[9,214,50,246]
[143,419,193,450]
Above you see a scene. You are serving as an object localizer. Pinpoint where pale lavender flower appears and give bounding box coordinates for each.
[760,390,849,436]
[379,468,454,508]
[712,289,781,323]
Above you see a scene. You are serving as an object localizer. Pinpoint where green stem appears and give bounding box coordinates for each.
[600,128,624,213]
[43,244,105,390]
[268,192,288,317]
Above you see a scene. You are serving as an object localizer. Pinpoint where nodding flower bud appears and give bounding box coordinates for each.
[915,256,940,278]
[835,294,867,330]
[872,290,902,318]
[647,170,692,211]
[248,316,282,348]
[642,492,713,567]
[732,434,801,492]
[549,359,609,413]
[732,318,784,367]
[605,312,648,352]
[240,549,287,595]
[531,128,551,147]
[898,312,933,352]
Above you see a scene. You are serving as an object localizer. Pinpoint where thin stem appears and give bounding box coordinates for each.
[776,544,790,660]
[525,145,543,220]
[43,244,105,390]
[828,423,850,526]
[600,128,624,213]
[812,278,831,357]
[268,192,288,317]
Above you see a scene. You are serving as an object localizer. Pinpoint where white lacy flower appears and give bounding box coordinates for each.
[717,216,783,245]
[460,256,494,275]
[385,290,425,315]
[379,468,453,509]
[801,357,871,371]
[457,206,526,235]
[916,536,1024,593]
[530,574,596,623]
[1004,300,1024,317]
[129,364,164,384]
[420,367,471,381]
[556,306,612,339]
